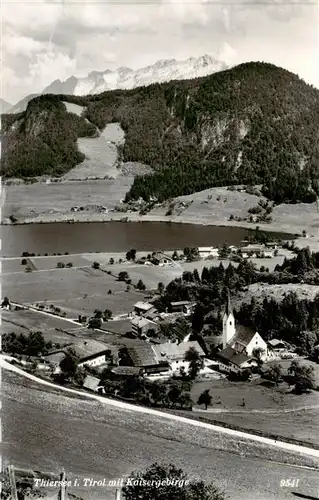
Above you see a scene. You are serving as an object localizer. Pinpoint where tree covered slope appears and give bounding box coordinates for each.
[2,62,319,204]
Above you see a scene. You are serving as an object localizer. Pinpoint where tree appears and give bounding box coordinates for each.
[126,249,137,261]
[103,308,112,320]
[158,282,165,295]
[92,261,100,269]
[149,381,167,407]
[109,257,114,264]
[178,392,192,409]
[288,360,315,394]
[137,279,146,291]
[122,462,225,500]
[252,347,265,369]
[185,347,204,379]
[297,330,317,356]
[59,348,79,379]
[57,262,65,268]
[167,383,182,408]
[88,317,102,329]
[264,364,282,385]
[21,258,27,265]
[172,250,178,260]
[1,297,10,308]
[197,389,212,410]
[118,271,129,281]
[94,309,103,319]
[66,262,73,268]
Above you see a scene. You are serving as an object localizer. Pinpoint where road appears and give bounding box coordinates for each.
[1,359,319,500]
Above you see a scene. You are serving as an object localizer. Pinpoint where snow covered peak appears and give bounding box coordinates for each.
[9,54,228,112]
[72,54,227,96]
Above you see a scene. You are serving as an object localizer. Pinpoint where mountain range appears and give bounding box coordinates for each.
[2,62,319,205]
[8,55,227,114]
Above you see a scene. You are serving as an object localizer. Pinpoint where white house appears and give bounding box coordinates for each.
[152,341,205,374]
[131,316,158,337]
[132,301,155,316]
[198,247,219,259]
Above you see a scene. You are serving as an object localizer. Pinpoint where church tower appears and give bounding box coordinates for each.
[222,292,236,348]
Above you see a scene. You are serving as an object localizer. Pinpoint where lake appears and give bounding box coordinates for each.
[0,221,295,257]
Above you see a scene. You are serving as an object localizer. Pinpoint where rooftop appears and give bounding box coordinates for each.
[131,316,156,328]
[134,301,154,311]
[72,339,112,360]
[217,346,253,367]
[153,341,205,361]
[126,344,159,367]
[230,325,256,347]
[83,375,101,391]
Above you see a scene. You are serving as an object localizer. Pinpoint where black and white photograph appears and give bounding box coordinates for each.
[1,0,319,499]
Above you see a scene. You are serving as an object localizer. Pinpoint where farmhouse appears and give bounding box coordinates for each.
[198,247,219,259]
[131,316,158,337]
[217,346,258,373]
[75,340,114,368]
[133,301,155,316]
[123,344,170,377]
[152,341,205,374]
[169,301,196,314]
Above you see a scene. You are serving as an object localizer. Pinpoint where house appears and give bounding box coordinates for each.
[73,340,114,368]
[151,251,173,266]
[263,250,274,258]
[133,301,155,316]
[152,341,205,374]
[267,339,292,358]
[131,316,158,337]
[111,366,142,377]
[198,247,219,259]
[82,375,105,393]
[123,344,170,377]
[169,301,195,313]
[241,244,265,255]
[217,346,258,373]
[122,340,205,377]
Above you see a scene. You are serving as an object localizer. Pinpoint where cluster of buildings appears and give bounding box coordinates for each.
[33,294,293,393]
[197,242,278,260]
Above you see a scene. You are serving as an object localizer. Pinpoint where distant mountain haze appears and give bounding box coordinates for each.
[8,54,227,114]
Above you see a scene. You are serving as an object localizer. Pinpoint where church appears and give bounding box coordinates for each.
[217,295,268,373]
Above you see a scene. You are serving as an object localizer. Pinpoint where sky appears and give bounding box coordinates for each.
[1,0,319,105]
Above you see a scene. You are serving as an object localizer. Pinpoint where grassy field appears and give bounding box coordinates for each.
[3,265,146,318]
[3,370,319,500]
[191,372,319,447]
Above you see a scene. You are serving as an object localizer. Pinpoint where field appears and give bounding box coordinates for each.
[191,366,319,447]
[3,370,319,500]
[2,264,147,319]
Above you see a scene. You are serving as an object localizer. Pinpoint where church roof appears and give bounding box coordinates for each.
[231,325,256,347]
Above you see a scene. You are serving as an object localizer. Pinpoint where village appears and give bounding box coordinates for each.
[2,235,319,448]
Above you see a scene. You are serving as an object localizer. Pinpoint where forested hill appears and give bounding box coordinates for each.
[2,62,319,204]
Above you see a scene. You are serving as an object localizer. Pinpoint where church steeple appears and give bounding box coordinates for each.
[225,289,232,316]
[222,291,236,348]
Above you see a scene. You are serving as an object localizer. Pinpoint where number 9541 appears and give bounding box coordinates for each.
[280,479,299,488]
